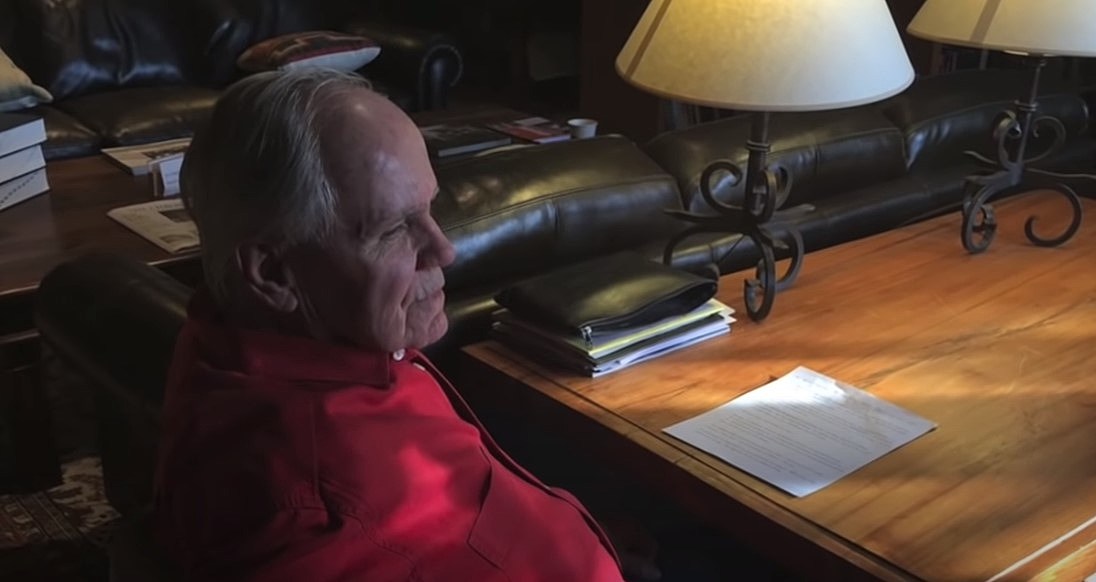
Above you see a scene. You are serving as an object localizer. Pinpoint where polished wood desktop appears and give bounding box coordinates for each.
[460,193,1096,581]
[0,156,197,332]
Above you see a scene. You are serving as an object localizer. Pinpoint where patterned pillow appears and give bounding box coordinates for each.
[237,31,381,73]
[0,48,52,112]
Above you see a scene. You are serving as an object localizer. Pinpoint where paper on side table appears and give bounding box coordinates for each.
[664,366,936,497]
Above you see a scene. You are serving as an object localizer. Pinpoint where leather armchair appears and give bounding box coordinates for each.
[35,254,186,516]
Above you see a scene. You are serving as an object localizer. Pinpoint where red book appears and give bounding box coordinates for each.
[487,117,571,144]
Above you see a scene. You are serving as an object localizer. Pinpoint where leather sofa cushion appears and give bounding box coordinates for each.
[33,105,102,160]
[14,0,214,101]
[57,86,218,146]
[645,107,908,213]
[434,136,683,291]
[878,68,1090,172]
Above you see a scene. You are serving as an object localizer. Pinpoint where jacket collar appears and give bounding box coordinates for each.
[185,291,414,388]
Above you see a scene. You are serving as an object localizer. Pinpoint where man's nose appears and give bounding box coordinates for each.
[421,218,456,269]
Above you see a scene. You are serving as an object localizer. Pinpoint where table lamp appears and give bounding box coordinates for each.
[616,0,913,321]
[908,0,1095,253]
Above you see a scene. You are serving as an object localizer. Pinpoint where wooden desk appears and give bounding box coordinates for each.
[0,156,197,332]
[460,194,1096,581]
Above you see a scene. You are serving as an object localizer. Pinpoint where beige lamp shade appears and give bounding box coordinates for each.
[908,0,1096,58]
[616,0,914,112]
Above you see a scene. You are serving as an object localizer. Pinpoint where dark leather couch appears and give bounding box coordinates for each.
[0,0,462,161]
[34,68,1096,522]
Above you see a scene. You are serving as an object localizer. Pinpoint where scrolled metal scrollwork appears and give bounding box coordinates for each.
[960,182,999,254]
[663,157,803,321]
[957,57,1089,254]
[1021,180,1084,247]
[1025,115,1067,165]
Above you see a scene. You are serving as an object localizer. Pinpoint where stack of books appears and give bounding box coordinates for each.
[492,298,735,377]
[0,113,49,212]
[419,124,512,159]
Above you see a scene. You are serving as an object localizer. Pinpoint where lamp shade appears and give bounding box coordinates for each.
[615,0,914,112]
[908,0,1096,58]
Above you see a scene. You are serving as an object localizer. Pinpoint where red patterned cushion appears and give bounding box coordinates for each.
[237,31,381,73]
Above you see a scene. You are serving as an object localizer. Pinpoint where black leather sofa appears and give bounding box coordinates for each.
[34,68,1096,521]
[0,0,462,161]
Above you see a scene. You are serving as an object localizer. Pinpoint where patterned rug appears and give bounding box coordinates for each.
[0,456,118,582]
[0,346,118,581]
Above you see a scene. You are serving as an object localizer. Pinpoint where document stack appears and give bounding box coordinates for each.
[491,251,734,377]
[492,298,735,377]
[0,113,48,212]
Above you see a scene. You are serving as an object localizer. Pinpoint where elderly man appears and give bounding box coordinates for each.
[152,69,633,581]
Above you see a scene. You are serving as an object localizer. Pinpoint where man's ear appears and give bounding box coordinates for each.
[236,242,300,313]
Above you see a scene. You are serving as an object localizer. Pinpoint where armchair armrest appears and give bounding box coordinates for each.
[35,254,190,515]
[344,21,463,111]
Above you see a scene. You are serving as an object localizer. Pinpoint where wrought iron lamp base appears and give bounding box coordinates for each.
[662,112,805,322]
[960,57,1092,253]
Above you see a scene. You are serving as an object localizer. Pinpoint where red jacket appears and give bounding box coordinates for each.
[154,297,623,581]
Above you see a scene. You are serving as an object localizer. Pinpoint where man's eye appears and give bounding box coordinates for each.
[382,223,407,238]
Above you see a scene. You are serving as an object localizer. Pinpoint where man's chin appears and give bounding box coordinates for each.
[408,311,449,350]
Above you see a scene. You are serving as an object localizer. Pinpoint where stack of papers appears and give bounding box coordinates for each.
[492,299,735,377]
[665,367,937,497]
[107,198,199,254]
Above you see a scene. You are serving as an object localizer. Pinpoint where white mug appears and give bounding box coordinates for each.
[567,118,598,139]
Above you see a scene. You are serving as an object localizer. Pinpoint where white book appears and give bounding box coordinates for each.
[0,144,46,184]
[102,137,191,176]
[0,114,46,158]
[0,167,50,212]
[107,198,200,254]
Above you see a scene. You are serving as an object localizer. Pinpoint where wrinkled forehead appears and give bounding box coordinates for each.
[318,92,437,227]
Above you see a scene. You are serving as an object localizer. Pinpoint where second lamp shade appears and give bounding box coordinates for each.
[616,0,914,112]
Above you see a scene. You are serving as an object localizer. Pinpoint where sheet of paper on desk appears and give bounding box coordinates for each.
[664,366,936,497]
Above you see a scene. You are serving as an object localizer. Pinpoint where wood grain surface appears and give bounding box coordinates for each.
[462,192,1096,581]
[0,156,192,301]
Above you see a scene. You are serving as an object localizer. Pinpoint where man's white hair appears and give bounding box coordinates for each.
[180,68,372,303]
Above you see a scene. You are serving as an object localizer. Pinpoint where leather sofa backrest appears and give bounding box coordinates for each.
[434,136,684,292]
[6,0,360,100]
[644,107,908,213]
[0,2,18,60]
[190,0,371,87]
[10,0,230,100]
[878,68,1090,172]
